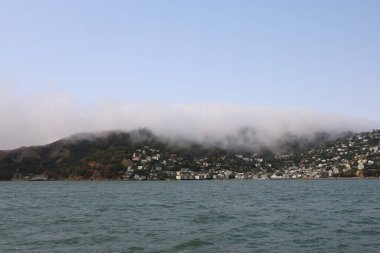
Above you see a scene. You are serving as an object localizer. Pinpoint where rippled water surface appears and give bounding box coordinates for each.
[1,180,380,252]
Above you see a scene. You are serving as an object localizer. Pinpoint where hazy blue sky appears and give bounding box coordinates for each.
[1,0,379,119]
[0,0,380,147]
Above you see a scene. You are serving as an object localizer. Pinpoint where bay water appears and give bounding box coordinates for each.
[1,180,380,252]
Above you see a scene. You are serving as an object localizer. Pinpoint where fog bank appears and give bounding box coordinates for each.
[0,84,378,150]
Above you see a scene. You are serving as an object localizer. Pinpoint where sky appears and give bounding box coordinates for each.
[0,0,379,149]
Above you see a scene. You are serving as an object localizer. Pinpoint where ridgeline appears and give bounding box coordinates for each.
[1,129,379,180]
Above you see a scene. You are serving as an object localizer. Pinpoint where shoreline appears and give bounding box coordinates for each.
[6,177,380,182]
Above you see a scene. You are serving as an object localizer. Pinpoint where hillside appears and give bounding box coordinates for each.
[0,128,379,180]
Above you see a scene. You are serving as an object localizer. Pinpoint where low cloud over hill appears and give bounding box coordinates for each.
[0,83,378,150]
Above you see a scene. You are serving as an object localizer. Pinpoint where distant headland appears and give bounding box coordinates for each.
[1,128,379,181]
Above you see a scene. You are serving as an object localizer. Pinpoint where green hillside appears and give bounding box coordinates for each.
[1,129,379,180]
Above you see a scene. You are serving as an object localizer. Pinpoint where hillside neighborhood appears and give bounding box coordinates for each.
[1,129,380,180]
[120,130,380,180]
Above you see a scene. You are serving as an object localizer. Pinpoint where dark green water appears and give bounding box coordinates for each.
[1,180,380,252]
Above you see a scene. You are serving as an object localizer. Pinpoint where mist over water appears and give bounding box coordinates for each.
[0,84,378,150]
